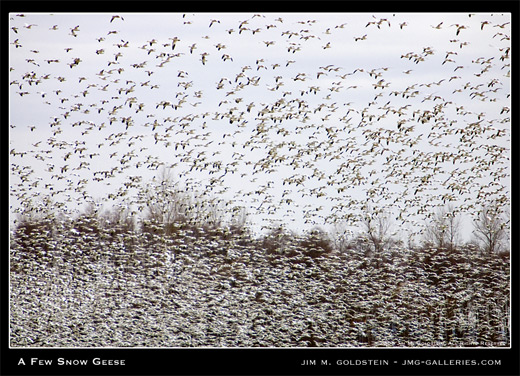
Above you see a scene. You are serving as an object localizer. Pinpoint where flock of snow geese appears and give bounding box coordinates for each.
[9,12,510,238]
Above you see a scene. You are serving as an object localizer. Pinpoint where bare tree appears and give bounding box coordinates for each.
[362,207,392,254]
[229,205,248,234]
[138,167,192,234]
[423,204,461,251]
[473,203,508,255]
[101,205,135,233]
[329,221,352,252]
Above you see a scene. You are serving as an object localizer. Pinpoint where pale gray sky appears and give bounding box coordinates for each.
[9,12,511,242]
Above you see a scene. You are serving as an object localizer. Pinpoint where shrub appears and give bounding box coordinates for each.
[261,226,293,255]
[298,227,333,258]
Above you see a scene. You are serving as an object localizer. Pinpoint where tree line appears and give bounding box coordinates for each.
[10,171,510,347]
[12,169,510,258]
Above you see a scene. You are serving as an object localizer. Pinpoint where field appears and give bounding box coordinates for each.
[10,215,510,348]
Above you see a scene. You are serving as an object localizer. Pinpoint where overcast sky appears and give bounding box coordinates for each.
[9,12,511,242]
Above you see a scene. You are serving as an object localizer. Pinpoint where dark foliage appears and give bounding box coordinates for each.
[10,210,510,347]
